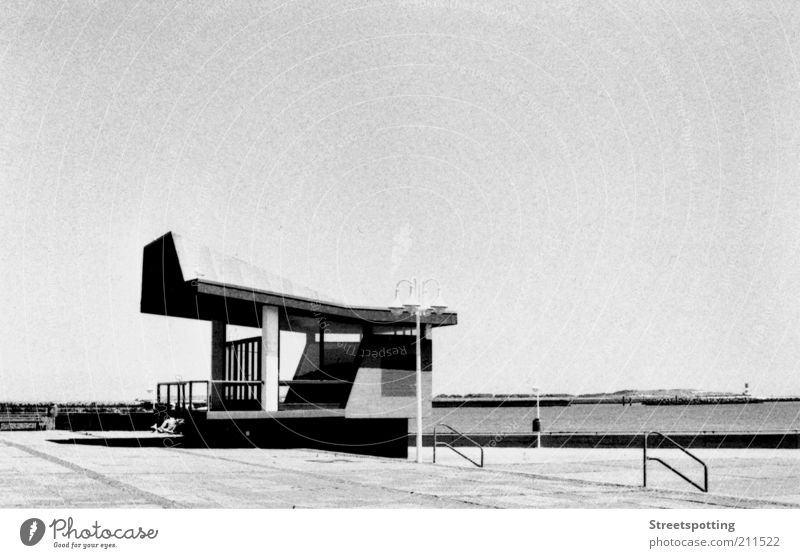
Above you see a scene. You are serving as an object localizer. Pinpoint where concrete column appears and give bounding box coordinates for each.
[423,324,433,408]
[210,321,226,410]
[262,305,279,411]
[318,324,325,372]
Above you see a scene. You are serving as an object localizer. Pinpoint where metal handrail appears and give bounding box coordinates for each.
[433,423,484,468]
[157,380,263,411]
[643,431,708,493]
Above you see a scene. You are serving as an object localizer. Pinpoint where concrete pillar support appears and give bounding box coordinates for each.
[210,321,226,410]
[318,324,325,372]
[262,305,279,411]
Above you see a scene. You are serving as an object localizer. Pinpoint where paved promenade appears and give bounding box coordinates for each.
[0,431,797,508]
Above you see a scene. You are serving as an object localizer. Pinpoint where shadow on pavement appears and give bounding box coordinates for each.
[47,435,183,448]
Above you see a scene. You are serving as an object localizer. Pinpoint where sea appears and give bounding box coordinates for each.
[411,401,800,434]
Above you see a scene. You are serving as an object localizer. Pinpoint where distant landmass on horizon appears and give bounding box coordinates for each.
[436,388,749,399]
[433,389,800,407]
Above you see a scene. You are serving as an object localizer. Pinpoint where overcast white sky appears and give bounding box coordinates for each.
[2,0,800,401]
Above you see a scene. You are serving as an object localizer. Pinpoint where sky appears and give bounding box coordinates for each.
[2,0,800,401]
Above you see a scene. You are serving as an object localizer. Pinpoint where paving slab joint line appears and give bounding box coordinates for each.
[173,447,728,508]
[169,447,497,508]
[239,447,796,508]
[429,461,799,509]
[0,439,188,509]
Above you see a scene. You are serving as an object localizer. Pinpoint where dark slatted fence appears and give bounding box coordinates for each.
[225,336,262,405]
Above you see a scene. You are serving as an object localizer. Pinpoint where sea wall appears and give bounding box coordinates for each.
[417,431,800,449]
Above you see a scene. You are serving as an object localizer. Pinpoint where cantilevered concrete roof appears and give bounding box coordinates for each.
[140,232,457,330]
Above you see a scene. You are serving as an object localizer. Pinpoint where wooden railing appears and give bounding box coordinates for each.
[226,336,262,401]
[0,413,51,431]
[157,380,263,411]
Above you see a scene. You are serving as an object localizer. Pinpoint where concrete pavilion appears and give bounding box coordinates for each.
[140,232,457,457]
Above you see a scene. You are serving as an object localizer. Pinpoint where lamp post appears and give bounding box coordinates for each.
[390,278,447,463]
[532,385,541,449]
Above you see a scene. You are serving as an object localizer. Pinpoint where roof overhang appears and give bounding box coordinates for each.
[140,232,457,330]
